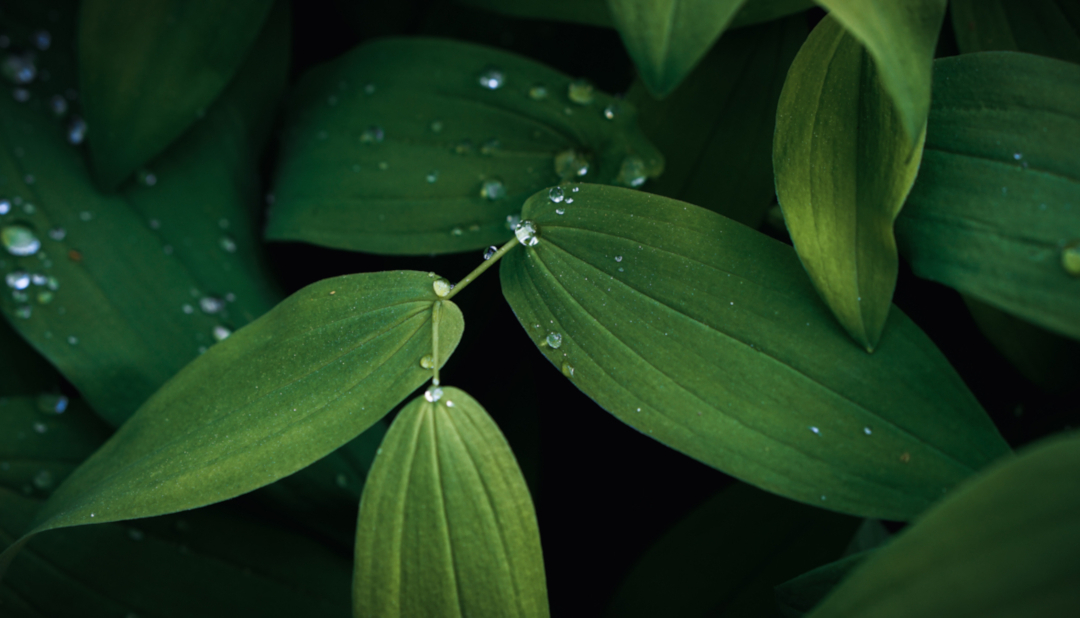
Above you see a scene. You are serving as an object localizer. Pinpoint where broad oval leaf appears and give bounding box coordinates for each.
[950,0,1080,64]
[808,431,1080,618]
[774,15,926,352]
[0,5,287,425]
[354,387,548,618]
[78,0,273,188]
[268,37,662,256]
[816,0,947,145]
[0,270,465,575]
[500,184,1010,521]
[607,0,750,98]
[628,13,805,227]
[895,52,1080,341]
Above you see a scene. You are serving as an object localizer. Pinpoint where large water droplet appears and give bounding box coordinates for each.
[1062,240,1080,276]
[432,277,452,297]
[545,332,563,348]
[2,224,41,256]
[480,178,506,200]
[515,220,539,246]
[548,186,565,203]
[424,386,444,402]
[2,53,36,85]
[478,67,505,90]
[615,155,647,187]
[36,393,68,414]
[68,116,87,145]
[483,245,498,260]
[6,270,30,290]
[567,79,595,105]
[360,126,385,144]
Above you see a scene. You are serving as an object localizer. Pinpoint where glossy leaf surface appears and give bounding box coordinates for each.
[809,432,1080,618]
[354,387,547,618]
[950,0,1080,64]
[895,52,1080,341]
[78,0,273,188]
[268,37,662,256]
[628,14,805,227]
[0,271,464,574]
[775,15,925,352]
[0,6,287,425]
[816,0,946,144]
[500,184,1010,521]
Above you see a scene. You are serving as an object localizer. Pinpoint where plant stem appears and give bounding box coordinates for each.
[431,301,441,386]
[444,236,520,301]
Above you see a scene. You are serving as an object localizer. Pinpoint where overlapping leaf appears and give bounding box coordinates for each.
[950,0,1080,63]
[628,14,805,227]
[774,15,926,352]
[500,184,1010,521]
[774,551,872,617]
[354,387,547,617]
[456,0,813,30]
[808,431,1080,617]
[267,37,662,256]
[895,52,1080,341]
[78,0,273,188]
[0,271,465,576]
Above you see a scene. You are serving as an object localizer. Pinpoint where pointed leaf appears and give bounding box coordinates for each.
[895,52,1080,341]
[629,14,805,227]
[0,271,465,575]
[500,184,1010,521]
[816,0,947,144]
[774,15,926,351]
[808,431,1080,618]
[950,0,1080,64]
[456,0,814,30]
[78,0,273,188]
[775,552,872,617]
[729,0,816,29]
[268,37,662,256]
[606,0,750,98]
[354,387,548,618]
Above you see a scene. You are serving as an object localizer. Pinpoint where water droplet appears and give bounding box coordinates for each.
[138,170,157,186]
[79,211,92,222]
[32,469,52,489]
[603,102,620,120]
[14,304,31,318]
[433,277,452,297]
[360,126,385,144]
[36,393,68,414]
[181,303,195,315]
[35,290,52,304]
[480,139,501,156]
[377,161,389,171]
[33,421,47,434]
[615,256,622,262]
[545,332,563,348]
[200,297,225,314]
[33,30,51,51]
[515,220,539,246]
[425,170,439,183]
[1013,152,1022,160]
[451,140,475,156]
[45,276,59,291]
[49,94,67,116]
[213,325,231,341]
[548,186,565,203]
[6,270,30,290]
[616,155,647,187]
[555,208,565,215]
[424,386,444,402]
[0,199,9,214]
[420,354,435,369]
[67,335,78,345]
[2,53,36,85]
[480,178,506,200]
[2,224,41,256]
[1061,240,1080,276]
[364,83,376,95]
[128,528,145,541]
[863,426,872,435]
[47,226,66,241]
[567,79,595,105]
[809,426,820,435]
[67,116,87,144]
[561,361,574,377]
[478,66,505,90]
[335,473,348,488]
[528,84,549,100]
[429,119,444,133]
[483,245,498,260]
[554,149,590,179]
[450,227,464,237]
[505,214,521,230]
[219,236,237,253]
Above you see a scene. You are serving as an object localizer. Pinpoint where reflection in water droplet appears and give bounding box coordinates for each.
[529,84,548,100]
[483,246,497,260]
[478,67,505,90]
[424,387,444,402]
[433,278,452,297]
[2,224,41,256]
[450,227,464,237]
[555,208,565,215]
[548,186,565,203]
[616,155,648,187]
[515,220,539,246]
[67,335,78,345]
[36,393,68,414]
[1062,240,1080,276]
[545,332,562,348]
[420,354,435,369]
[567,79,595,105]
[480,179,506,200]
[615,256,622,262]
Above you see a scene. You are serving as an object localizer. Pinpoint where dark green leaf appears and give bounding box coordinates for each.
[729,0,816,29]
[0,322,55,397]
[500,184,1010,521]
[628,14,805,227]
[606,482,859,617]
[895,52,1080,341]
[774,15,925,352]
[808,431,1080,618]
[817,0,947,144]
[0,271,465,574]
[774,552,872,617]
[456,0,813,30]
[607,0,750,98]
[354,387,547,617]
[0,4,287,425]
[950,0,1080,64]
[268,37,662,256]
[78,0,273,188]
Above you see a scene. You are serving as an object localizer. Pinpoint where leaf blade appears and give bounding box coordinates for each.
[950,0,1080,63]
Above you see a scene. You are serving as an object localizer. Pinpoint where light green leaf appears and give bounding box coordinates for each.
[816,0,947,144]
[606,482,859,617]
[268,37,661,257]
[78,0,273,189]
[950,0,1080,64]
[774,551,872,617]
[607,0,750,98]
[628,14,805,227]
[0,4,287,425]
[808,431,1080,618]
[0,271,465,576]
[500,184,1010,521]
[774,15,926,352]
[354,387,547,618]
[895,52,1080,341]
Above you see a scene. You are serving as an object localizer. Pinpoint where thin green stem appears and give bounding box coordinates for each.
[431,301,441,386]
[444,236,520,301]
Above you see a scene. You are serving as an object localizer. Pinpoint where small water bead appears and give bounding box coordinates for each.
[6,270,30,290]
[212,325,232,341]
[138,170,157,186]
[79,210,92,222]
[528,84,549,100]
[2,224,40,256]
[515,220,539,246]
[219,236,237,253]
[863,426,872,435]
[1061,240,1080,276]
[378,161,389,171]
[567,79,595,105]
[49,94,67,116]
[480,139,501,156]
[615,256,622,262]
[809,426,821,435]
[46,276,58,291]
[33,469,53,490]
[425,170,439,183]
[478,67,505,90]
[67,116,87,144]
[450,227,464,237]
[33,421,47,434]
[429,119,443,133]
[67,335,78,345]
[424,386,444,402]
[47,226,65,241]
[2,53,36,85]
[561,361,574,377]
[31,273,46,286]
[420,354,435,369]
[545,332,563,348]
[33,30,52,51]
[548,186,565,203]
[603,103,620,120]
[483,245,498,260]
[360,126,385,144]
[363,83,376,95]
[615,155,648,188]
[12,289,29,302]
[432,277,452,297]
[23,174,35,185]
[128,528,145,542]
[480,178,506,200]
[182,303,194,315]
[555,208,565,215]
[12,87,30,102]
[335,473,348,488]
[36,290,52,304]
[14,304,31,319]
[453,140,474,155]
[0,199,10,214]
[200,296,225,314]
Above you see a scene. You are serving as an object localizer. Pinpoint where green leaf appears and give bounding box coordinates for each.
[950,0,1080,64]
[268,37,662,256]
[354,387,547,618]
[729,0,816,29]
[628,14,805,227]
[774,552,872,617]
[816,0,947,144]
[78,0,274,189]
[456,0,814,30]
[0,271,465,575]
[499,184,1010,521]
[895,52,1080,341]
[606,482,859,617]
[807,431,1080,618]
[607,0,750,98]
[0,3,287,425]
[0,322,55,397]
[774,15,926,352]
